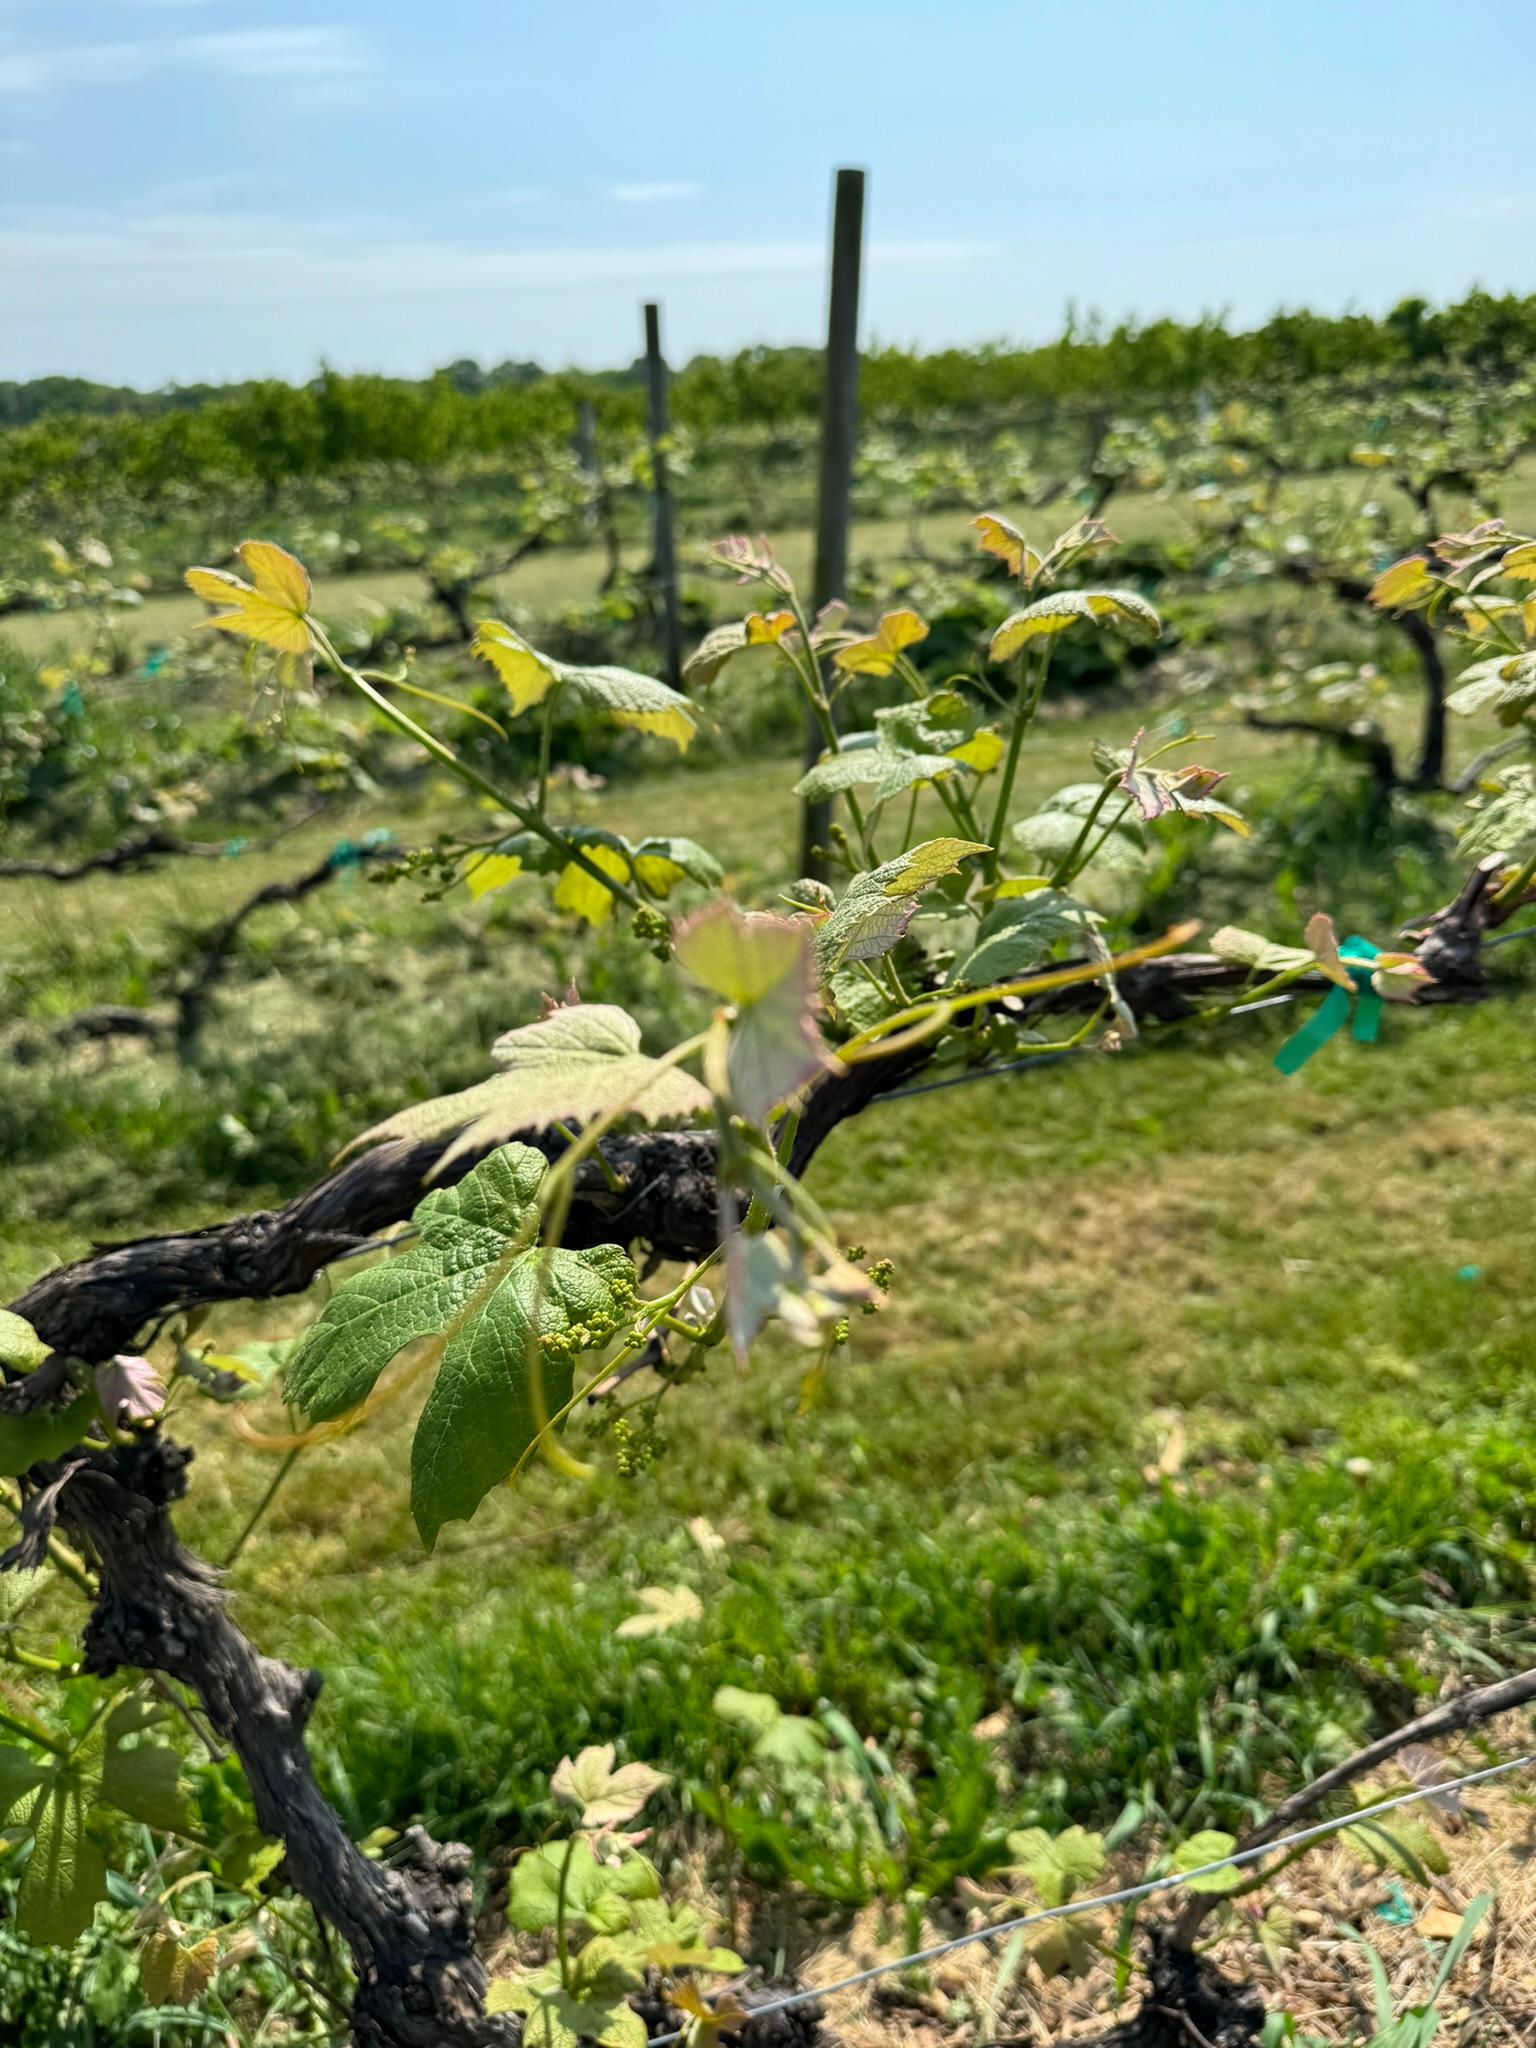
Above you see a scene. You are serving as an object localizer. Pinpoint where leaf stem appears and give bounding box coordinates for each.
[223,1446,304,1569]
[308,622,638,911]
[986,644,1052,884]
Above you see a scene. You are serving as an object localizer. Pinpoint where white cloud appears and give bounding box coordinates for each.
[609,181,701,205]
[0,204,995,320]
[0,28,363,94]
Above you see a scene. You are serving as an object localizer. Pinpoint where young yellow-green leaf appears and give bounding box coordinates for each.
[141,1932,220,2007]
[1006,1825,1106,1907]
[1500,541,1536,583]
[681,611,795,687]
[554,844,636,924]
[675,901,833,1120]
[1168,1829,1241,1894]
[949,727,1004,774]
[341,1003,707,1172]
[282,1144,638,1547]
[464,851,524,901]
[832,608,928,677]
[712,1686,782,1738]
[184,540,313,656]
[615,1584,703,1639]
[1367,555,1433,611]
[989,589,1160,662]
[813,838,988,974]
[0,1310,49,1373]
[972,512,1040,581]
[550,1745,670,1828]
[16,1779,107,1945]
[630,836,722,898]
[472,622,699,750]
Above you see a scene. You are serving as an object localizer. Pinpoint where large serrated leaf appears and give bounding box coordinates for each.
[17,1779,107,1945]
[956,888,1099,985]
[814,838,988,974]
[283,1145,638,1546]
[990,589,1160,662]
[472,622,699,751]
[341,1003,708,1170]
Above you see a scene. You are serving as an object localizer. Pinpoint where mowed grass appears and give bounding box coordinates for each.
[5,676,1535,1897]
[11,442,1536,660]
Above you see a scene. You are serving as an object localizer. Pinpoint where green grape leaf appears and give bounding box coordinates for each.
[1006,1824,1107,1907]
[0,1393,99,1480]
[472,622,700,751]
[990,589,1160,661]
[1168,1829,1241,1894]
[282,1145,638,1547]
[753,1714,828,1771]
[487,1966,647,2048]
[0,1310,50,1373]
[16,1779,107,1945]
[1459,763,1536,858]
[1341,1815,1450,1883]
[1013,792,1144,872]
[795,716,960,811]
[508,1839,658,1937]
[1447,652,1536,725]
[99,1705,191,1833]
[0,1746,49,1826]
[340,1003,708,1170]
[712,1685,782,1737]
[814,838,988,974]
[956,888,1099,986]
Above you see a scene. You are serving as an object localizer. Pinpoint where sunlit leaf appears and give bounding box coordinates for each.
[990,590,1160,661]
[1367,556,1434,611]
[472,622,699,750]
[0,1310,49,1373]
[1168,1829,1241,1894]
[832,608,928,677]
[681,612,795,687]
[949,727,1004,774]
[465,852,524,901]
[184,539,313,656]
[341,1002,707,1169]
[972,512,1040,581]
[615,1585,703,1639]
[550,1744,670,1828]
[555,844,634,924]
[814,837,988,973]
[94,1355,166,1426]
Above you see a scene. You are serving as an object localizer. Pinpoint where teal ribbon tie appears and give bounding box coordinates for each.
[1274,935,1382,1075]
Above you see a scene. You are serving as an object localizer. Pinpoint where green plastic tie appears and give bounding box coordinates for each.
[1274,935,1381,1075]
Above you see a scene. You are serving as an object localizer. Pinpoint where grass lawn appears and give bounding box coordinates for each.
[5,689,1533,1912]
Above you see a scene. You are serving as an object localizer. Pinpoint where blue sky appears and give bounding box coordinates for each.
[0,0,1530,388]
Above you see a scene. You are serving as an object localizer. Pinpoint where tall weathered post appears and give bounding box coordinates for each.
[642,302,683,689]
[803,166,867,878]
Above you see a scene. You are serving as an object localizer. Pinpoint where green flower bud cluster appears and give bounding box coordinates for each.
[630,903,673,960]
[612,1411,665,1476]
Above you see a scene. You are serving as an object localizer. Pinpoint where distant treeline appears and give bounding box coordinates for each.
[4,288,1533,504]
